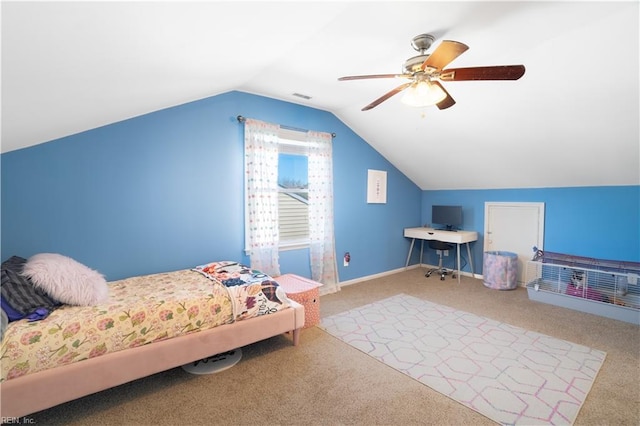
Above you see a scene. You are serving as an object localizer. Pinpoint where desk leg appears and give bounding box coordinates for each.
[405,238,416,270]
[466,242,475,278]
[456,243,461,284]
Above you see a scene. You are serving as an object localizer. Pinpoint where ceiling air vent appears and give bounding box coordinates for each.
[292,93,312,100]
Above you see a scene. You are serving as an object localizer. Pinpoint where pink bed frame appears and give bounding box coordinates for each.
[0,300,305,418]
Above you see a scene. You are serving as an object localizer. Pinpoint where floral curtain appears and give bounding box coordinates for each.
[243,118,281,276]
[307,130,340,294]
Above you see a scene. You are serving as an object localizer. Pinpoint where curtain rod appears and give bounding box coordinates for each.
[236,115,336,138]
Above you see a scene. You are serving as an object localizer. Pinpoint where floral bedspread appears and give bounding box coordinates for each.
[1,265,288,382]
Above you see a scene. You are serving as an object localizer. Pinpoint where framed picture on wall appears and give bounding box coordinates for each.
[367,169,387,204]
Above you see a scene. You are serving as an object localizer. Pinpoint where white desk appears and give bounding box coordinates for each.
[404,227,478,284]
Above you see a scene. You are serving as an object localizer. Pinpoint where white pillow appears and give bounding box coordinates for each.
[22,253,109,306]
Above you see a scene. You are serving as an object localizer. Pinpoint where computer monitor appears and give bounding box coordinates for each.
[432,205,463,231]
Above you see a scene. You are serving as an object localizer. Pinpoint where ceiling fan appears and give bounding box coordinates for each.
[338,34,525,111]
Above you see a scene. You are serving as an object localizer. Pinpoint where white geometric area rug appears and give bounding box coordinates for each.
[320,294,606,425]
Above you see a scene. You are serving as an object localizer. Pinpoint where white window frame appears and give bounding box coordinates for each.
[277,128,310,250]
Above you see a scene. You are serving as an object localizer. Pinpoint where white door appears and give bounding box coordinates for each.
[484,202,545,286]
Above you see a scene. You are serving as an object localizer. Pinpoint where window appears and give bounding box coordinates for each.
[242,117,338,290]
[278,129,309,248]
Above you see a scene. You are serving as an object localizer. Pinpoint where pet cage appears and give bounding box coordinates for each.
[525,251,640,325]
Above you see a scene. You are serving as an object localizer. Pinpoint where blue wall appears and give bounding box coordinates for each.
[421,186,640,272]
[2,91,638,283]
[1,91,422,281]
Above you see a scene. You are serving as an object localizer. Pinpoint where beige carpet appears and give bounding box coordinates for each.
[24,268,640,425]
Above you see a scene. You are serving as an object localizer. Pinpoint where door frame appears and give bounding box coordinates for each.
[483,201,545,285]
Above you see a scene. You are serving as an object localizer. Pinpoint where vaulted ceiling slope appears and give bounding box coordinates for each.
[2,1,638,190]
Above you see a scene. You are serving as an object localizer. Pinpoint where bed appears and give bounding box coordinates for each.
[0,258,305,419]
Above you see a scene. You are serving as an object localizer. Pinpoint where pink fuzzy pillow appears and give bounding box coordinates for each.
[22,253,109,306]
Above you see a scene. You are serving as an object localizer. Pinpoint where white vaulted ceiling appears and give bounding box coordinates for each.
[1,1,638,190]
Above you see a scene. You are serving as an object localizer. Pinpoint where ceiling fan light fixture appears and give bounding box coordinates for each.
[339,34,525,111]
[401,80,446,107]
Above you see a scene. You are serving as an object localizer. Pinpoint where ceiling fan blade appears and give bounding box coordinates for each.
[439,65,526,81]
[361,82,412,111]
[338,74,411,81]
[433,81,456,110]
[421,40,469,71]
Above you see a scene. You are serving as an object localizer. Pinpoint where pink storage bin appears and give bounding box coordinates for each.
[275,274,322,328]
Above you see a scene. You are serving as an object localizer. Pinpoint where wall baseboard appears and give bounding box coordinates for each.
[338,264,482,288]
